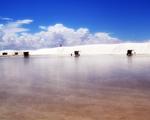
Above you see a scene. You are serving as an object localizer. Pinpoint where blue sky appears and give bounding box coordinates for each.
[0,0,150,49]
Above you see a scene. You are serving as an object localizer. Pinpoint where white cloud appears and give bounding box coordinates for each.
[15,19,33,25]
[0,19,121,50]
[0,19,33,34]
[39,26,47,30]
[0,17,13,21]
[0,24,4,28]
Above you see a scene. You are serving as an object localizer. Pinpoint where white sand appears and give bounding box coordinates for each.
[31,43,150,56]
[1,43,150,56]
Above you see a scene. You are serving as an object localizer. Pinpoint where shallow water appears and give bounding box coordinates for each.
[0,55,150,120]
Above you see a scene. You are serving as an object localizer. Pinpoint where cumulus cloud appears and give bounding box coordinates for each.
[0,19,121,50]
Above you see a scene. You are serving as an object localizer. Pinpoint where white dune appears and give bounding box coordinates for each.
[31,43,150,56]
[1,43,150,56]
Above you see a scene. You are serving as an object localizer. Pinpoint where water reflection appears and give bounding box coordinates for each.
[127,55,133,64]
[0,55,150,120]
[0,55,150,90]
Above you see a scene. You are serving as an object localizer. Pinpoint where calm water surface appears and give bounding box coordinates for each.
[0,55,150,120]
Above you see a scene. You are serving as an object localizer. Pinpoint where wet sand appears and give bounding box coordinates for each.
[0,55,150,120]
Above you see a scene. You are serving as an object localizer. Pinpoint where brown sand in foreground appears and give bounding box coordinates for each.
[0,83,150,120]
